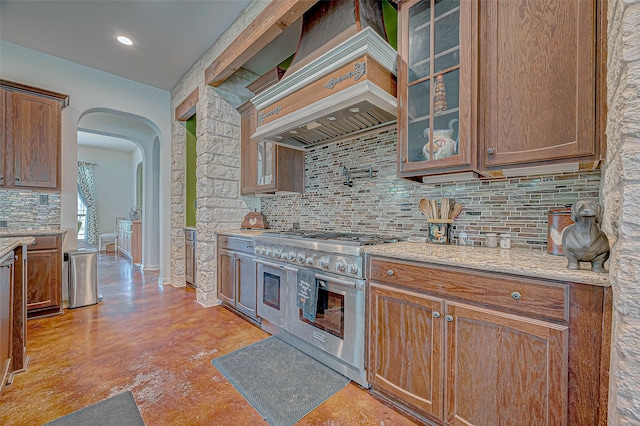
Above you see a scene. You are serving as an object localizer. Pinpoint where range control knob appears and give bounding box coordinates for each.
[289,251,296,261]
[274,249,282,258]
[265,248,272,256]
[319,257,330,269]
[280,252,288,260]
[335,260,346,272]
[305,257,314,265]
[347,263,359,275]
[254,246,262,255]
[297,252,306,263]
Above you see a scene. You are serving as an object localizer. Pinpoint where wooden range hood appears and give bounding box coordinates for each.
[251,0,397,150]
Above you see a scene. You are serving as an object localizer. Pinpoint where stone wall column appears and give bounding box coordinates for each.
[603,0,640,423]
[170,119,187,287]
[194,86,248,306]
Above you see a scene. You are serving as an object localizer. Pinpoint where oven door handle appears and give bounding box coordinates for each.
[314,273,356,288]
[254,258,298,272]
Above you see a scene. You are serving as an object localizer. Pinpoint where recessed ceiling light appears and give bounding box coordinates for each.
[349,107,360,113]
[274,136,283,140]
[327,116,336,121]
[290,130,298,134]
[117,36,133,46]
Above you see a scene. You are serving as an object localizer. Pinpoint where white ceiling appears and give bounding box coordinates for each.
[1,0,303,152]
[78,131,139,153]
[0,0,253,91]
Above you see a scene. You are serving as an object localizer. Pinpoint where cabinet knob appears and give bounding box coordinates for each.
[15,177,20,181]
[387,269,394,276]
[445,315,454,322]
[511,291,522,300]
[433,311,441,318]
[486,148,495,155]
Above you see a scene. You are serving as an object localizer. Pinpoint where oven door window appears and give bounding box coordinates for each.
[262,272,281,310]
[301,280,345,339]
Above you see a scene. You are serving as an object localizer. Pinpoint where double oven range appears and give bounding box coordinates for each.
[253,230,397,387]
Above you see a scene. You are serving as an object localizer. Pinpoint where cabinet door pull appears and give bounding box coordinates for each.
[486,148,495,155]
[433,311,440,318]
[445,315,454,322]
[511,291,522,300]
[387,269,394,276]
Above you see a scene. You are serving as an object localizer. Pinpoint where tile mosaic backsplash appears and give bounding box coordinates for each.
[260,128,601,250]
[0,190,61,230]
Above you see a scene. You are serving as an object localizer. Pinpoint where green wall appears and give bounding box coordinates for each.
[185,115,197,227]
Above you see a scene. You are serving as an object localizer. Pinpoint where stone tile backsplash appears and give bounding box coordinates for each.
[260,128,601,250]
[0,190,61,230]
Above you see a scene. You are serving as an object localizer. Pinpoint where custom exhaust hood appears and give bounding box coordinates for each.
[250,0,397,150]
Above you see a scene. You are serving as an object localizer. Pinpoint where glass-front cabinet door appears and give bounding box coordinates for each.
[398,0,476,178]
[255,140,275,190]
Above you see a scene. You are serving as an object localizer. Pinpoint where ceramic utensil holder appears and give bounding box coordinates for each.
[428,219,453,244]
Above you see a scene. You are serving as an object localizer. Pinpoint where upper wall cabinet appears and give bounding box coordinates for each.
[239,68,305,196]
[239,102,305,196]
[396,0,605,181]
[397,0,477,180]
[478,0,603,170]
[1,80,68,191]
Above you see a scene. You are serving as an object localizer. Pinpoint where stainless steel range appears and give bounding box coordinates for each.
[253,230,398,387]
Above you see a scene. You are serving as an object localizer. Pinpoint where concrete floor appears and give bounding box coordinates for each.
[0,249,416,425]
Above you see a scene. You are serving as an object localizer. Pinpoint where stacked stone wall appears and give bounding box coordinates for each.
[168,2,268,304]
[603,0,640,422]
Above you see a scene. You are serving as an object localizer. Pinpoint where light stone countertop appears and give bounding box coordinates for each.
[215,229,266,237]
[0,229,68,237]
[363,242,610,287]
[0,237,36,259]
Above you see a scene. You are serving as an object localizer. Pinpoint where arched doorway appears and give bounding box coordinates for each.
[77,109,162,270]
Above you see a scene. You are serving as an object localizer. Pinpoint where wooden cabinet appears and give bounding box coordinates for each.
[367,256,610,425]
[0,89,5,187]
[396,0,604,181]
[368,283,445,419]
[239,68,305,196]
[444,302,568,425]
[184,229,196,287]
[397,0,477,179]
[26,235,62,318]
[117,220,142,265]
[478,0,603,170]
[217,236,258,322]
[0,251,14,394]
[1,80,68,190]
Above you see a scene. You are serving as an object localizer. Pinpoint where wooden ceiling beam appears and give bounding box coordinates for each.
[204,0,316,87]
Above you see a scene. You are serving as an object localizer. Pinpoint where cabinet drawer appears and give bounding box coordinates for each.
[30,235,60,251]
[217,236,254,254]
[369,257,569,322]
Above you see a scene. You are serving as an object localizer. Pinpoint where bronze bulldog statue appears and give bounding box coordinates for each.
[561,199,610,273]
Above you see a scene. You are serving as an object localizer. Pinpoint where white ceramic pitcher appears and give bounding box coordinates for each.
[423,118,459,160]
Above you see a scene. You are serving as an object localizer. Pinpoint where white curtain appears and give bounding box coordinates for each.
[77,162,98,244]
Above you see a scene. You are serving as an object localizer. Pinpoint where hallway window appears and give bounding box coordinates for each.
[77,194,87,240]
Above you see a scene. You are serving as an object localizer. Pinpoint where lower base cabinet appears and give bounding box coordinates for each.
[26,235,62,318]
[216,236,258,323]
[367,256,611,426]
[0,251,14,395]
[117,220,141,265]
[185,229,196,287]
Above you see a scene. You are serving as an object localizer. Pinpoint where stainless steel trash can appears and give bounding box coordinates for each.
[68,249,98,308]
